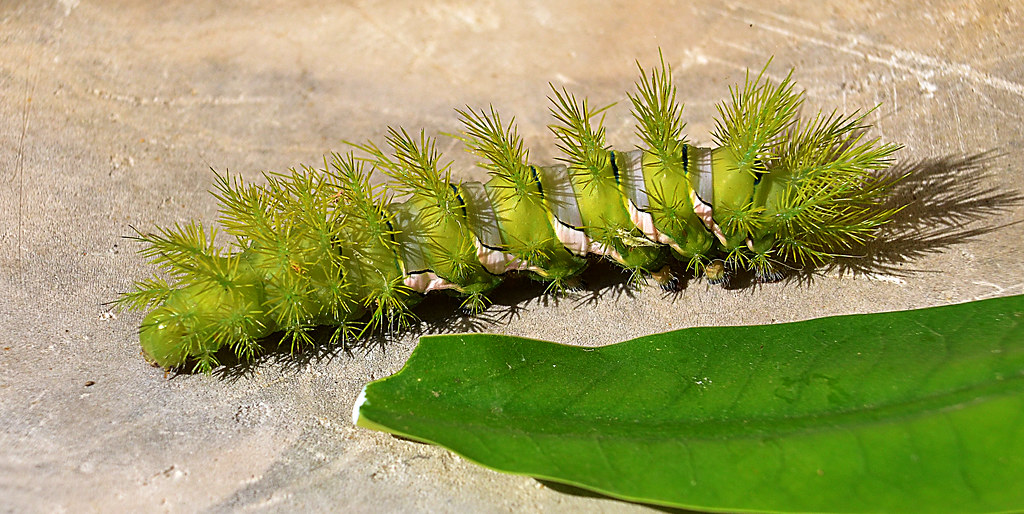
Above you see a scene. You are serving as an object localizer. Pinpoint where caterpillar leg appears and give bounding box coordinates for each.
[651,265,682,292]
[704,260,729,286]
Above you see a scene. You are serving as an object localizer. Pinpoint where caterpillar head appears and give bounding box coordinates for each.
[139,306,191,369]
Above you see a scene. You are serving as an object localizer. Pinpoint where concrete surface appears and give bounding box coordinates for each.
[1,0,1022,512]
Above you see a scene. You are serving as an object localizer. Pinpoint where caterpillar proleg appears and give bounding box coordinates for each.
[117,56,903,372]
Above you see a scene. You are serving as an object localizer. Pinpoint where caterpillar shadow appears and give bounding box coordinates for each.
[812,150,1022,281]
[209,150,1020,379]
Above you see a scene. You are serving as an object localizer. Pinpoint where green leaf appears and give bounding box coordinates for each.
[355,295,1024,513]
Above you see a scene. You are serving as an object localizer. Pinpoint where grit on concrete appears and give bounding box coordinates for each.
[1,1,1022,512]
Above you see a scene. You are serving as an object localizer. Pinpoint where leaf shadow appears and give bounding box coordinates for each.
[536,480,702,513]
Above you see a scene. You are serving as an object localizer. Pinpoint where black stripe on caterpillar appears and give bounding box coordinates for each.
[116,56,903,372]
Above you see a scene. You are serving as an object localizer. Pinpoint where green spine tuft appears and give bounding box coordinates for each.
[711,61,802,176]
[628,50,687,163]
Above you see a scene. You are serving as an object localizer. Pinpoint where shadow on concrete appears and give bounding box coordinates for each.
[536,479,703,513]
[832,151,1022,277]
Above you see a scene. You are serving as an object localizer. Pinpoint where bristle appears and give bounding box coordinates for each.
[456,106,539,201]
[629,50,687,161]
[459,292,490,315]
[263,270,314,332]
[113,276,173,313]
[427,231,479,284]
[717,200,767,239]
[712,62,802,175]
[131,221,219,278]
[548,86,612,183]
[363,275,415,334]
[355,128,458,212]
[328,322,358,349]
[643,181,688,237]
[501,231,555,269]
[211,170,275,245]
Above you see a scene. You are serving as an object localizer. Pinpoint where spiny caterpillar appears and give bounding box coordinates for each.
[117,56,903,372]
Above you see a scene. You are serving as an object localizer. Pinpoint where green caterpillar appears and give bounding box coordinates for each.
[117,56,903,372]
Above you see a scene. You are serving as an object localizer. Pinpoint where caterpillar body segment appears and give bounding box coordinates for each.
[121,57,902,372]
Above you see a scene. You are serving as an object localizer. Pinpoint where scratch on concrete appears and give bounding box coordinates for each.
[973,281,1024,300]
[89,88,272,106]
[708,2,1024,100]
[864,273,907,286]
[348,3,464,88]
[14,62,38,278]
[949,91,966,153]
[679,44,782,85]
[57,0,80,17]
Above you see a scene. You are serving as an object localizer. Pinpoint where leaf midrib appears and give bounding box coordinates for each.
[371,371,1023,441]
